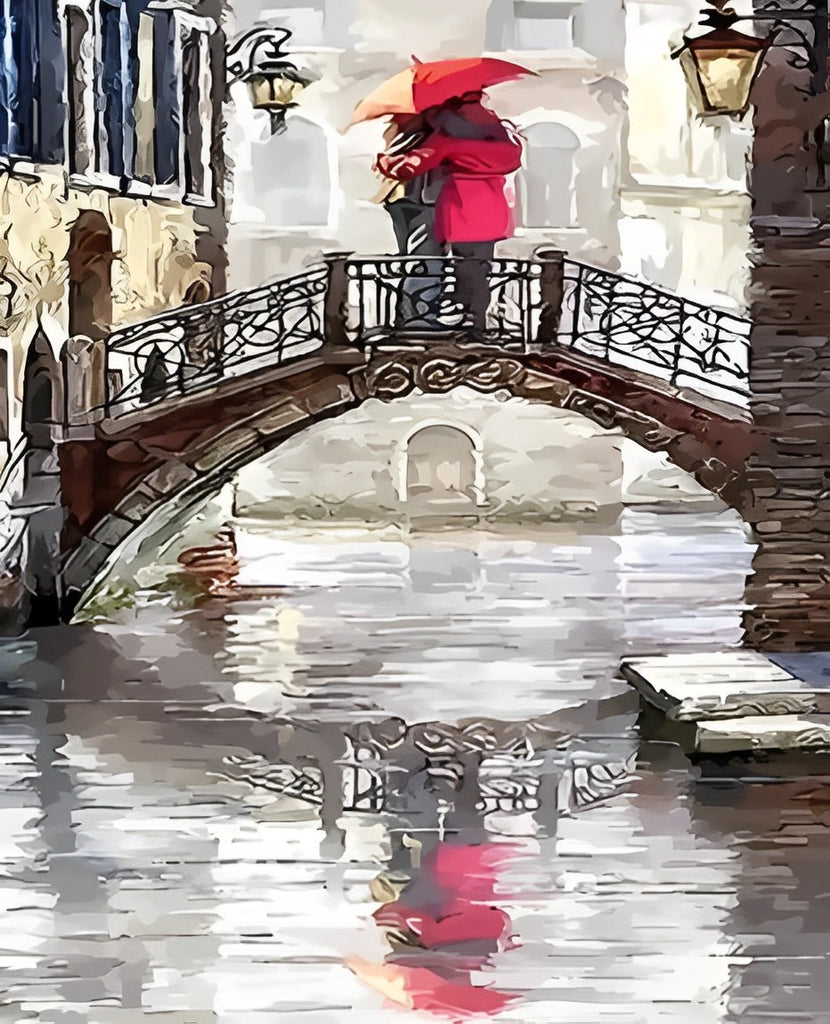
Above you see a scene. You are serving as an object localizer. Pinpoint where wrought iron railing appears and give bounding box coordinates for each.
[105,265,328,414]
[560,260,751,404]
[102,252,751,415]
[214,715,638,818]
[343,255,543,345]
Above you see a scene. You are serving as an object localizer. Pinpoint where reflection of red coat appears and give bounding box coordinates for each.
[376,132,522,245]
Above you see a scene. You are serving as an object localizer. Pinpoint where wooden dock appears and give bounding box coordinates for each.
[621,652,830,754]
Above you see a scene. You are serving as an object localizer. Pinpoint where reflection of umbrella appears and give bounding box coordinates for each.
[345,958,515,1016]
[428,841,524,903]
[354,843,522,1018]
[352,56,533,123]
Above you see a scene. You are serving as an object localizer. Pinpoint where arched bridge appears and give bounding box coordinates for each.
[6,250,754,625]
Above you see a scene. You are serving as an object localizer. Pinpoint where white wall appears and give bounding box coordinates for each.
[621,0,754,307]
[232,388,717,523]
[224,0,628,285]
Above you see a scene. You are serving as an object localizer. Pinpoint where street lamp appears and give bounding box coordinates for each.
[227,25,316,134]
[672,6,772,117]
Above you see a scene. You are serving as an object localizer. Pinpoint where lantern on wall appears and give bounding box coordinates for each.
[227,26,317,133]
[672,7,772,117]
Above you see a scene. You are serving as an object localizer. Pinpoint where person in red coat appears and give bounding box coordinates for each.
[376,94,523,332]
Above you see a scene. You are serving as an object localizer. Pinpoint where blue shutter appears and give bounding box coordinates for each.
[122,0,150,178]
[36,0,66,164]
[9,0,36,156]
[99,0,126,176]
[0,0,37,159]
[152,10,180,186]
[0,1,11,156]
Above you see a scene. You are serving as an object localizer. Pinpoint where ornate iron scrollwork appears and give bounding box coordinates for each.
[105,266,328,413]
[104,254,750,415]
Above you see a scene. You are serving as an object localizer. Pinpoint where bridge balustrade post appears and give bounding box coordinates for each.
[533,247,565,350]
[322,251,353,347]
[61,335,106,428]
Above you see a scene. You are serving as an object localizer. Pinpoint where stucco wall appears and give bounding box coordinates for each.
[0,166,212,449]
[620,0,753,308]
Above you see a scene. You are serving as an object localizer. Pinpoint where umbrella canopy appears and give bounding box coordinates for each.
[352,56,533,123]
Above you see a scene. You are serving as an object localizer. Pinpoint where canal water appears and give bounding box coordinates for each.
[2,504,830,1022]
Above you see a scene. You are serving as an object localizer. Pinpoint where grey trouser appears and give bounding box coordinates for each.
[449,241,495,330]
[385,198,444,326]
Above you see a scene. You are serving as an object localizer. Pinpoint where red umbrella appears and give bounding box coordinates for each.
[352,56,534,123]
[346,957,515,1016]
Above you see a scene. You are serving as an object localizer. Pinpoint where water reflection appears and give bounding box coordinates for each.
[4,506,814,1021]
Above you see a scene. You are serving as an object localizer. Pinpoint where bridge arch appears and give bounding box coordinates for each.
[57,344,751,619]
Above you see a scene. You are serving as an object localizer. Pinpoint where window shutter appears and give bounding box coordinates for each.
[133,9,155,183]
[36,0,67,163]
[0,0,38,159]
[99,0,128,176]
[151,8,181,186]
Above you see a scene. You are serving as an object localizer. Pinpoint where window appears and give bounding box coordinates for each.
[0,0,65,163]
[402,424,484,509]
[237,115,333,228]
[520,122,579,227]
[61,0,216,201]
[511,0,576,50]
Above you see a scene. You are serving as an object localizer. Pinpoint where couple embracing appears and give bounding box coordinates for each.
[373,92,523,334]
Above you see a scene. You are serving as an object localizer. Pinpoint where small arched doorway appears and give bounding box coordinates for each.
[401,423,484,511]
[519,121,580,228]
[66,210,114,340]
[22,333,60,451]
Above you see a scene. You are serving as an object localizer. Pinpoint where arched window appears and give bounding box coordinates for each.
[520,122,580,228]
[22,333,60,450]
[66,210,114,340]
[241,115,334,229]
[401,423,484,509]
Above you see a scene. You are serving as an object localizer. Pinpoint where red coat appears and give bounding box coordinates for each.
[377,132,522,245]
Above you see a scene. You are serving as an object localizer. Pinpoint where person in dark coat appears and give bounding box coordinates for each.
[376,94,523,332]
[374,114,446,326]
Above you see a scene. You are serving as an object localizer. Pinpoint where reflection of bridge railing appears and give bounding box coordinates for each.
[101,251,751,416]
[213,713,638,820]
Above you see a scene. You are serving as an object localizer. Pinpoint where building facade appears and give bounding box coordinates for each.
[224,0,751,313]
[0,0,228,466]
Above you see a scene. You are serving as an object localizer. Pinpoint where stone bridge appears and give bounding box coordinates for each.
[3,250,765,636]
